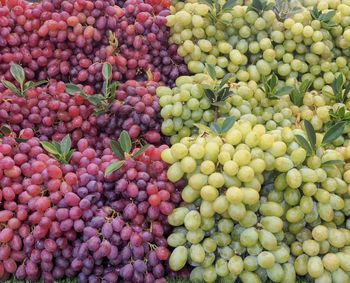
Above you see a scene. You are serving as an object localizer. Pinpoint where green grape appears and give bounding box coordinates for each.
[169,246,188,271]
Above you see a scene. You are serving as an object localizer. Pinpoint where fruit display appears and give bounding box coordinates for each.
[1,0,350,282]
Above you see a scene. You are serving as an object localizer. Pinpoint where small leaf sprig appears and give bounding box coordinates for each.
[194,116,235,136]
[1,64,47,97]
[288,80,312,106]
[247,0,274,16]
[105,131,150,176]
[273,0,304,21]
[330,73,350,104]
[40,135,75,164]
[295,120,346,160]
[66,63,119,115]
[261,73,293,99]
[310,7,337,30]
[200,0,236,24]
[203,64,234,110]
[329,106,350,126]
[0,125,27,143]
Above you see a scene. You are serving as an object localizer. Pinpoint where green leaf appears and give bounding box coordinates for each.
[118,131,132,154]
[24,80,47,91]
[108,81,119,99]
[86,95,103,106]
[194,123,213,134]
[52,141,61,152]
[40,141,60,156]
[0,126,12,135]
[322,159,344,166]
[295,135,313,156]
[332,74,343,98]
[222,0,236,11]
[221,116,235,133]
[319,10,335,22]
[344,81,350,99]
[221,90,234,101]
[250,0,263,11]
[204,88,215,102]
[304,120,316,152]
[276,86,293,96]
[219,73,233,89]
[1,80,20,96]
[264,2,274,10]
[66,83,82,95]
[65,150,74,163]
[133,144,150,159]
[110,140,125,160]
[200,0,213,7]
[15,138,28,143]
[210,122,221,134]
[10,64,25,86]
[206,64,216,81]
[269,73,278,89]
[212,101,227,107]
[60,135,72,156]
[322,121,346,146]
[105,161,124,176]
[311,7,321,19]
[102,63,112,82]
[299,79,312,94]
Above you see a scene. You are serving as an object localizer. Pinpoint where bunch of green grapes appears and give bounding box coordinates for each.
[167,0,350,93]
[163,120,350,282]
[157,75,298,144]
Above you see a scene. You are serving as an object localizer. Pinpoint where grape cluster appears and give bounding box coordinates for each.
[164,120,350,282]
[0,129,82,281]
[0,80,97,145]
[94,80,163,146]
[0,0,187,89]
[168,0,350,91]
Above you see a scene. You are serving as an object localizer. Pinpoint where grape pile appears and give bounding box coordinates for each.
[0,0,187,89]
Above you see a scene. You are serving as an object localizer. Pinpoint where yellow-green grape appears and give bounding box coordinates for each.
[302,239,320,256]
[184,210,201,231]
[208,172,225,188]
[240,271,263,283]
[215,258,229,277]
[213,195,229,214]
[180,156,197,173]
[203,265,217,283]
[273,245,291,264]
[190,244,205,263]
[189,143,205,159]
[228,203,246,221]
[223,160,239,176]
[167,162,184,182]
[190,267,204,282]
[261,216,284,233]
[228,255,244,275]
[308,256,324,278]
[240,227,259,247]
[295,254,309,276]
[259,202,284,217]
[186,229,205,244]
[267,263,284,282]
[167,233,186,247]
[282,262,297,283]
[203,237,217,253]
[257,251,275,269]
[168,207,189,226]
[189,173,208,190]
[259,229,277,251]
[337,252,350,272]
[169,246,188,271]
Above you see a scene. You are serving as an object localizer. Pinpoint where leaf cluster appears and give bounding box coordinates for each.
[310,7,337,30]
[1,64,46,97]
[289,80,312,106]
[105,131,149,176]
[273,0,304,21]
[200,0,236,23]
[295,120,345,157]
[331,74,350,104]
[247,0,274,16]
[0,125,27,143]
[66,63,119,115]
[194,116,235,136]
[329,106,350,126]
[40,135,75,164]
[261,73,293,99]
[203,64,234,108]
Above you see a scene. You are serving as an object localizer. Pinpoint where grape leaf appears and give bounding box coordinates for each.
[118,131,132,154]
[10,64,25,86]
[206,64,216,80]
[295,135,312,156]
[303,120,316,152]
[105,161,124,176]
[110,140,125,160]
[322,121,346,146]
[133,144,150,159]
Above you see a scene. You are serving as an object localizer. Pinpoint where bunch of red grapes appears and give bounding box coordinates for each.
[0,0,186,282]
[0,0,187,90]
